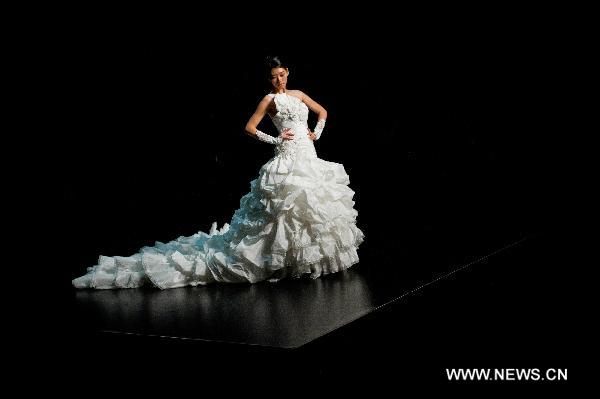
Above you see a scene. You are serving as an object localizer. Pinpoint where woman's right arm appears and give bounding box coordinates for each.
[245,96,294,143]
[244,96,271,136]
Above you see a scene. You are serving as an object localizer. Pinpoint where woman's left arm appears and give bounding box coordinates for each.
[299,91,327,120]
[298,91,327,140]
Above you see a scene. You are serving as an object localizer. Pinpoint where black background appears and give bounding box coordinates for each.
[50,28,559,278]
[30,8,570,391]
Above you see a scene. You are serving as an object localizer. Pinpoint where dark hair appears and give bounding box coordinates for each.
[264,55,288,77]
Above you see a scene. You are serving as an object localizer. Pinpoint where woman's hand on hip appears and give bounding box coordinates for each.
[281,128,295,140]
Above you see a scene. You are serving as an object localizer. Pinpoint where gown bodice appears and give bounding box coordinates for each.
[268,93,316,159]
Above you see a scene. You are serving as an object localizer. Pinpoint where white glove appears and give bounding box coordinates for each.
[255,129,282,145]
[313,119,326,140]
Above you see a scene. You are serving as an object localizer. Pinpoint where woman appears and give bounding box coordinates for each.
[72,56,365,289]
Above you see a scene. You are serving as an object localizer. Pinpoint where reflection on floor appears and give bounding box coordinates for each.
[74,266,377,348]
[72,231,530,348]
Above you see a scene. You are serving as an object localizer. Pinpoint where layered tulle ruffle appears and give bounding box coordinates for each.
[72,151,365,289]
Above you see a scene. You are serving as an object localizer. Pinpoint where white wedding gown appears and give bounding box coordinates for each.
[72,92,365,289]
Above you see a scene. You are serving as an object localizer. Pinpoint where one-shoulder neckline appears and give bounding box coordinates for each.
[268,92,302,102]
[267,92,307,120]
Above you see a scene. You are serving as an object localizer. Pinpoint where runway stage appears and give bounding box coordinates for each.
[59,212,569,390]
[71,228,531,349]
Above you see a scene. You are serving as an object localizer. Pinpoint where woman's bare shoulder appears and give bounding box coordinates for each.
[258,94,276,105]
[287,89,305,100]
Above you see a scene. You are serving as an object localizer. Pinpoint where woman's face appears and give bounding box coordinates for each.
[270,67,289,92]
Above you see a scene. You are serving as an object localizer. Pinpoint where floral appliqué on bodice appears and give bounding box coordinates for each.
[268,93,315,160]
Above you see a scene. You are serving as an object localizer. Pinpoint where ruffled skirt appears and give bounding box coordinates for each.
[72,151,365,289]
